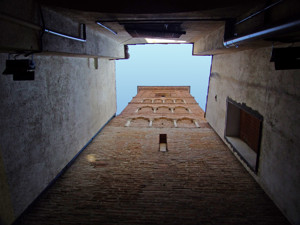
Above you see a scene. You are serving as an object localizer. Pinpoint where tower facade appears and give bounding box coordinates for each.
[118,86,208,129]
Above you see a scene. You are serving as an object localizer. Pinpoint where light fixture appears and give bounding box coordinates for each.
[2,59,35,80]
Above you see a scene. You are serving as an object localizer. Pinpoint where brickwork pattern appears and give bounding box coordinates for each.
[121,86,205,129]
[15,86,290,225]
[15,125,290,225]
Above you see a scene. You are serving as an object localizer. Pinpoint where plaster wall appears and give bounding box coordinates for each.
[0,1,124,58]
[0,54,116,222]
[205,47,300,225]
[41,8,124,58]
[193,25,225,55]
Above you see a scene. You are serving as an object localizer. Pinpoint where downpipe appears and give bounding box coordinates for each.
[224,20,300,48]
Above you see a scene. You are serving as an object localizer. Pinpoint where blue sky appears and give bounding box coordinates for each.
[116,44,212,115]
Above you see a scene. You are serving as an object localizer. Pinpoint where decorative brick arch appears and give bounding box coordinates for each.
[175,99,185,103]
[152,117,174,128]
[156,106,171,114]
[137,106,153,113]
[153,99,163,103]
[129,117,150,127]
[143,99,152,103]
[164,99,174,103]
[174,106,190,113]
[177,117,196,128]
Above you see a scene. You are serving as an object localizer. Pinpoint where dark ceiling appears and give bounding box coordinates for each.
[40,0,262,14]
[39,0,300,47]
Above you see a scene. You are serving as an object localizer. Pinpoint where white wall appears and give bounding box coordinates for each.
[205,47,300,225]
[0,54,116,224]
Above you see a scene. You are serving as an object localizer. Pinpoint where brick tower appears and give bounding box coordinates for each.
[16,86,290,225]
[113,86,209,151]
[118,86,207,128]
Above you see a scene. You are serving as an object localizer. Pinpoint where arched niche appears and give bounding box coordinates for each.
[177,118,196,128]
[153,99,163,103]
[165,99,174,103]
[175,99,184,103]
[143,99,152,103]
[138,106,153,113]
[156,106,171,114]
[174,106,190,113]
[130,117,150,127]
[152,117,174,128]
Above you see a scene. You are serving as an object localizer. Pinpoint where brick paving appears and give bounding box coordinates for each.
[14,86,290,224]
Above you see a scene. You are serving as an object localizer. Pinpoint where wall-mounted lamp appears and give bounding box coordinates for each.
[2,59,35,80]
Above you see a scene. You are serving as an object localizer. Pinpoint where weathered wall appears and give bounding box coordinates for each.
[13,85,290,225]
[193,25,225,55]
[0,149,15,225]
[0,0,125,59]
[41,7,125,58]
[205,47,300,225]
[0,54,116,223]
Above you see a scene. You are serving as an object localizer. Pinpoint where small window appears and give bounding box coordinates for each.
[159,134,167,152]
[225,98,263,173]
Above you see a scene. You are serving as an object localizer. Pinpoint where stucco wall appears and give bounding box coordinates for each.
[0,54,116,223]
[205,47,300,225]
[0,1,125,58]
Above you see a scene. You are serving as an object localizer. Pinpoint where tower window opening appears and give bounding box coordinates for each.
[159,134,168,152]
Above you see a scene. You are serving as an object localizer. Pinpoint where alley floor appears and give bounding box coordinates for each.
[14,120,291,225]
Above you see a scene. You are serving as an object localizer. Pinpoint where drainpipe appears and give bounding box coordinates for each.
[44,24,86,43]
[224,20,300,48]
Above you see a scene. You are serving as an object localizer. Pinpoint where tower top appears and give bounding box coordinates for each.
[137,86,190,93]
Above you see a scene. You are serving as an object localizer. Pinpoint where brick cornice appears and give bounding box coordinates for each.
[137,86,190,93]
